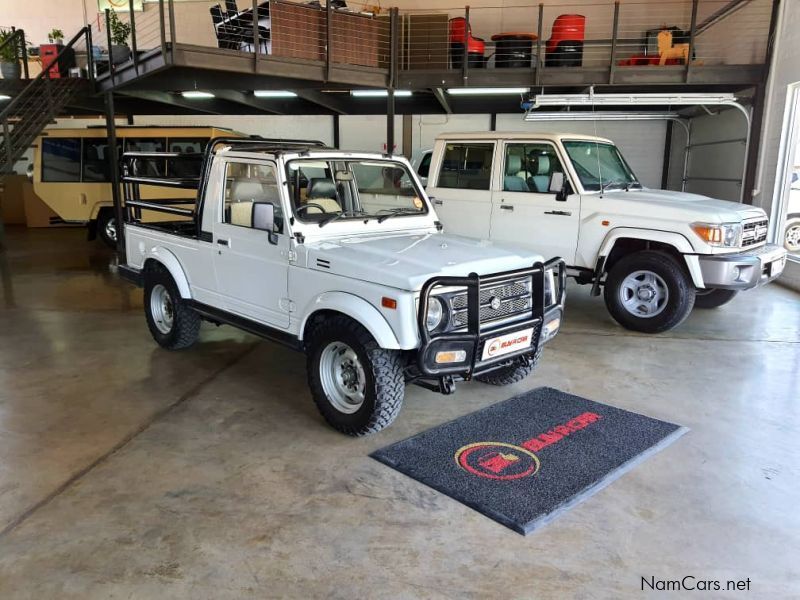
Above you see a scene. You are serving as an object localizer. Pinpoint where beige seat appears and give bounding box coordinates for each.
[230,201,254,227]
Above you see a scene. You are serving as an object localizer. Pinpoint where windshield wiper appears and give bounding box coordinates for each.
[600,180,627,192]
[317,210,368,228]
[376,208,422,223]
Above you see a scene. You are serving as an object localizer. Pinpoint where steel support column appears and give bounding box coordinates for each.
[104,92,125,258]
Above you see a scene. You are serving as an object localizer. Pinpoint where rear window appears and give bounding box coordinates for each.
[41,138,81,182]
[436,143,493,190]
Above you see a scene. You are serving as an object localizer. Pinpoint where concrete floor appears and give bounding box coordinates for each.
[0,226,798,599]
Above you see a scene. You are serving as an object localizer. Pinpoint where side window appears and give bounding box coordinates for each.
[222,161,283,233]
[82,138,114,182]
[503,143,565,193]
[417,152,432,178]
[41,138,81,182]
[437,143,494,190]
[167,137,208,179]
[125,138,167,176]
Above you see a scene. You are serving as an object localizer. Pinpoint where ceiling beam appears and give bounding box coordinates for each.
[212,90,285,115]
[294,89,348,114]
[432,87,452,114]
[117,91,223,115]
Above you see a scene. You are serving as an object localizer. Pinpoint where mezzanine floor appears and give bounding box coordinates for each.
[0,226,798,599]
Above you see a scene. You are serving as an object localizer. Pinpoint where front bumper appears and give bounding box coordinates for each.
[412,258,566,391]
[698,244,787,290]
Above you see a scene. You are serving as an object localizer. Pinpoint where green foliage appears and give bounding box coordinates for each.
[0,29,19,63]
[48,28,64,42]
[108,9,131,46]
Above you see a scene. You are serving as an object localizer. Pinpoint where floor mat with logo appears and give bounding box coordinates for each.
[371,387,687,535]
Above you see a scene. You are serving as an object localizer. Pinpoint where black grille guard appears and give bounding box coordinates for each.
[415,257,567,379]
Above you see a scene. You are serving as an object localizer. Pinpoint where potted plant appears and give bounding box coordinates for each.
[0,30,21,79]
[47,28,64,45]
[108,9,132,65]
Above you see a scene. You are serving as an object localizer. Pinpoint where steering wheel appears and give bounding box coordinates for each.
[295,202,327,214]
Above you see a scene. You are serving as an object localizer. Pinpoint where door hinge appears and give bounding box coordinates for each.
[288,250,298,262]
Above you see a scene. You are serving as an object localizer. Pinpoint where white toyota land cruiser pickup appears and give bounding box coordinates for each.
[426,132,787,333]
[117,137,565,435]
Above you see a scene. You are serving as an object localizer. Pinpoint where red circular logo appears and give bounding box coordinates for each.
[454,442,540,480]
[486,340,502,357]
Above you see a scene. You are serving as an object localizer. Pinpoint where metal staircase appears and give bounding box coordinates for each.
[0,26,93,176]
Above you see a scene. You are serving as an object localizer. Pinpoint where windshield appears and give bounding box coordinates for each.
[286,159,427,225]
[562,141,640,192]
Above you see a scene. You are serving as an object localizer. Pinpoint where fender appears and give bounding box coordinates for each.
[596,228,704,288]
[90,202,113,221]
[143,247,192,299]
[299,292,404,350]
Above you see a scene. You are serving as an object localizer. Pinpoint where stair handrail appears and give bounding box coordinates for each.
[0,28,28,80]
[0,25,92,124]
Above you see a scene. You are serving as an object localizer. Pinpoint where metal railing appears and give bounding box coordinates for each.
[87,0,772,87]
[0,26,93,175]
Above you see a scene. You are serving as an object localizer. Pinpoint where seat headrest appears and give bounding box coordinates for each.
[308,178,337,199]
[506,155,522,176]
[535,155,551,175]
[231,179,269,203]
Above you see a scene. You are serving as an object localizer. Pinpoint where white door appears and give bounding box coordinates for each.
[489,141,580,263]
[212,159,291,328]
[427,141,495,239]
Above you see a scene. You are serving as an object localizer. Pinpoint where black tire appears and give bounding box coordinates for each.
[603,251,695,334]
[97,210,118,249]
[784,217,800,253]
[143,263,201,350]
[694,288,738,309]
[475,348,541,386]
[306,315,404,436]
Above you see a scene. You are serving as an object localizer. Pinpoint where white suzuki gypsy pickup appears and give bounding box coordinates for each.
[426,132,787,333]
[117,138,565,435]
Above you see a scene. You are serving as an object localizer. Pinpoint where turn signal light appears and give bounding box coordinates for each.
[435,350,467,364]
[691,224,723,244]
[381,297,397,309]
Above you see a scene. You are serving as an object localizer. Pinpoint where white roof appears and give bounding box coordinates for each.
[434,131,614,144]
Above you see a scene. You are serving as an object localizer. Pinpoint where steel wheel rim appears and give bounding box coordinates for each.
[786,223,800,252]
[105,217,118,242]
[319,341,366,414]
[150,284,175,334]
[619,270,669,318]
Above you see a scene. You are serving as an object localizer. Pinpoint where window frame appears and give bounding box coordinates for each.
[501,140,568,195]
[434,142,495,191]
[219,158,284,233]
[40,137,83,183]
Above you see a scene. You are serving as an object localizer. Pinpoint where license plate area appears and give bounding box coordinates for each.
[481,327,534,360]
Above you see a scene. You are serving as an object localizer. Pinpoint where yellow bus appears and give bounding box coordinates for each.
[32,126,241,246]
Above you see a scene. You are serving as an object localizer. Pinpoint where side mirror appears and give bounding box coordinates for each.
[549,172,571,202]
[252,202,279,245]
[252,202,275,232]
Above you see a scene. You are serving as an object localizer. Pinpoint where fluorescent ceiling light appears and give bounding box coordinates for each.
[532,92,739,108]
[351,89,412,97]
[524,111,682,122]
[181,90,215,99]
[254,90,297,98]
[0,94,11,101]
[447,87,528,95]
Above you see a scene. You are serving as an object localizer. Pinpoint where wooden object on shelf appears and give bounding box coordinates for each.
[658,29,689,66]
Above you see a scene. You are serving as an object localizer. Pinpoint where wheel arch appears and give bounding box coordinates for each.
[596,229,703,288]
[300,293,403,350]
[143,249,192,299]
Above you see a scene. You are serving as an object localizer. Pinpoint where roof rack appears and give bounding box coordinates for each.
[208,136,328,155]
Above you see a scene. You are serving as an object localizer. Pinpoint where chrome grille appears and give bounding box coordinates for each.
[451,278,532,328]
[742,217,768,248]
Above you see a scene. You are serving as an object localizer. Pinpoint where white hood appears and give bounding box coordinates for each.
[304,232,544,291]
[603,188,765,222]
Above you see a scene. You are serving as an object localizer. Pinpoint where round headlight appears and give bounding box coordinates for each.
[426,297,444,331]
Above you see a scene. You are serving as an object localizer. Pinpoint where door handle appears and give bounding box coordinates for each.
[217,238,229,246]
[500,205,514,211]
[544,210,572,216]
[433,199,443,206]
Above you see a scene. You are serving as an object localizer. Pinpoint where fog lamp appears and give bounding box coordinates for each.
[542,316,561,343]
[435,350,467,364]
